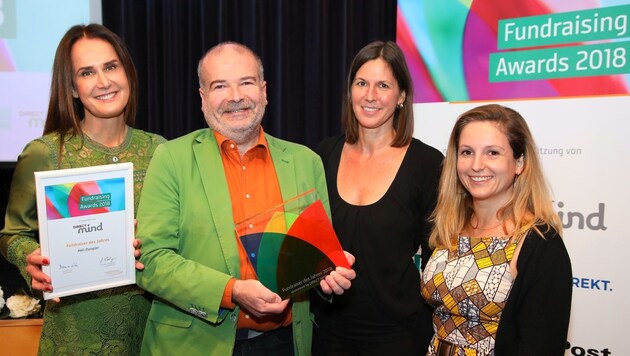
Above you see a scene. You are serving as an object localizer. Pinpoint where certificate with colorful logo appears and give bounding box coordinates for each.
[34,163,135,300]
[235,189,350,299]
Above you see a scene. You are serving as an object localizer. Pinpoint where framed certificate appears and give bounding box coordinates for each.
[34,163,136,300]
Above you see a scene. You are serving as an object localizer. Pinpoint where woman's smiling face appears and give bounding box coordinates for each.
[351,58,405,131]
[456,120,523,208]
[71,37,129,121]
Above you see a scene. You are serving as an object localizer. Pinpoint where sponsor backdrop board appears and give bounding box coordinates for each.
[0,0,101,162]
[399,1,628,355]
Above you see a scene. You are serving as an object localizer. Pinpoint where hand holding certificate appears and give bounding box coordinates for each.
[34,163,136,300]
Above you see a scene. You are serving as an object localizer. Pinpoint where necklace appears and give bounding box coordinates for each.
[470,216,503,231]
[473,223,503,231]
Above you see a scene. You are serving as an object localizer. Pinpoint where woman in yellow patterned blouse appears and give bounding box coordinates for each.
[0,24,165,355]
[421,104,572,355]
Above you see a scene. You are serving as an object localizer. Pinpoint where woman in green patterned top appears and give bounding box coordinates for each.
[0,24,165,355]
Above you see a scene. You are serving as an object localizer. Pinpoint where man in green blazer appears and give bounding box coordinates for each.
[136,42,355,356]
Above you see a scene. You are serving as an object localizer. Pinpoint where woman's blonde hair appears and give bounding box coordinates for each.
[429,104,562,249]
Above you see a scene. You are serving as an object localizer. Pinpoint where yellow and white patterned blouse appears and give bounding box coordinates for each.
[421,236,518,356]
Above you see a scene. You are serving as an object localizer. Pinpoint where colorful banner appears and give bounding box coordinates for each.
[397,0,630,102]
[0,0,100,162]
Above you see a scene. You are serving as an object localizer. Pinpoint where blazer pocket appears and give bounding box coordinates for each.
[148,299,194,328]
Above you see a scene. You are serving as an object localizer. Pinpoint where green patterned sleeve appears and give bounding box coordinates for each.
[0,138,55,289]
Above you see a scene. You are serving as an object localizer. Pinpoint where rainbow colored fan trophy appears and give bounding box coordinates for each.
[235,189,349,299]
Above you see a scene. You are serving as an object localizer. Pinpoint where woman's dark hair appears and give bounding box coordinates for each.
[43,24,138,141]
[342,40,414,146]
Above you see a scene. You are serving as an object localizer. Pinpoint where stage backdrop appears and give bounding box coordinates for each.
[398,1,628,355]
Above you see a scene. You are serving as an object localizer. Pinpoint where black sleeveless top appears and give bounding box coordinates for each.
[312,135,443,343]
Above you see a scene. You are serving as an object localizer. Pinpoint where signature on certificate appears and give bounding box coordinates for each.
[59,261,78,274]
[99,256,118,267]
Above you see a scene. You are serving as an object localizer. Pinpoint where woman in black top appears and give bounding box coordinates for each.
[311,41,443,356]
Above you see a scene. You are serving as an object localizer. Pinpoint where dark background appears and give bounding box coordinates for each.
[1,1,396,300]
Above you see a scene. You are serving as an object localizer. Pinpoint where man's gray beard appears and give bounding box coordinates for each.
[205,114,263,146]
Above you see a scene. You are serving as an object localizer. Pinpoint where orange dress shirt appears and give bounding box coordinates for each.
[215,129,293,332]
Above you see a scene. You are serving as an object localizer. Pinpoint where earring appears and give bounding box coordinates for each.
[396,103,404,109]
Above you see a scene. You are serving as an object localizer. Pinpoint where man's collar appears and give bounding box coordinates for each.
[212,127,267,150]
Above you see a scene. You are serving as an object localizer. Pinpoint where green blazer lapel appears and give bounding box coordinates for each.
[267,134,298,202]
[193,130,240,277]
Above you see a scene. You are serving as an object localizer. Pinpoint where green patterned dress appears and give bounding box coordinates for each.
[421,236,517,356]
[0,127,166,355]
